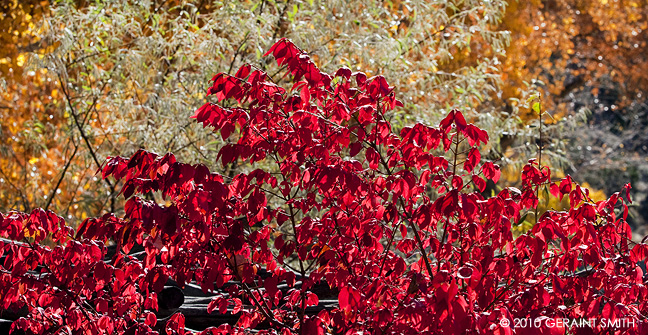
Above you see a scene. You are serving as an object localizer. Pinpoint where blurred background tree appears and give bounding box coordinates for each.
[0,0,66,214]
[497,0,648,236]
[1,0,647,237]
[1,0,514,220]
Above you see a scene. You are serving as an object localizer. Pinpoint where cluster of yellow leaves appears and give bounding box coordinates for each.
[499,0,648,120]
[0,0,106,220]
[1,1,57,210]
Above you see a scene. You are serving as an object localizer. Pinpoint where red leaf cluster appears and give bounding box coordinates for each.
[1,39,646,335]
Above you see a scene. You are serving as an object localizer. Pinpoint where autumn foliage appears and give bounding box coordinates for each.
[1,40,647,334]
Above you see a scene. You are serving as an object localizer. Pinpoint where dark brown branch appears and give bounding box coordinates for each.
[44,142,78,211]
[271,0,292,41]
[227,31,250,75]
[56,73,115,193]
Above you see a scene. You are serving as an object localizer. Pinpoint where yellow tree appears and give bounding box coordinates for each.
[500,0,648,119]
[496,0,648,235]
[0,0,68,214]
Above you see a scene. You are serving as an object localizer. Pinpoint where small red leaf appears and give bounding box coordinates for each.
[365,147,379,170]
[631,244,648,263]
[472,175,486,192]
[339,286,361,311]
[235,64,251,78]
[350,142,362,157]
[144,312,157,327]
[457,266,473,279]
[335,67,352,79]
[464,147,480,173]
[482,162,501,183]
[264,276,279,299]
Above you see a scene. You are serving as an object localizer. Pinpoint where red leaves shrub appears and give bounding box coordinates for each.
[1,39,647,334]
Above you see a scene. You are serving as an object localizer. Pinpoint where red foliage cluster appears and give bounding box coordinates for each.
[1,39,647,334]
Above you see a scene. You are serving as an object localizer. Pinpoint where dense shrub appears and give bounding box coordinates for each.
[1,40,646,335]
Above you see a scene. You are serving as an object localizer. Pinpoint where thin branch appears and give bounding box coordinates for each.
[271,0,292,41]
[57,73,114,191]
[44,142,78,211]
[227,31,250,75]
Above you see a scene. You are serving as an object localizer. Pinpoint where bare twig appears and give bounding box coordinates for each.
[227,31,250,75]
[56,73,116,214]
[272,0,292,41]
[44,142,78,211]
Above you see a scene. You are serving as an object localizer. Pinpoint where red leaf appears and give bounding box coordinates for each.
[464,147,480,173]
[94,261,112,285]
[631,244,648,263]
[166,313,186,335]
[335,67,352,79]
[350,142,362,157]
[338,286,361,311]
[397,238,416,254]
[472,175,486,192]
[623,183,632,203]
[365,147,379,170]
[435,189,459,217]
[463,124,489,146]
[461,193,479,220]
[98,316,113,333]
[482,162,501,183]
[144,312,157,327]
[232,298,243,314]
[264,275,279,299]
[457,266,473,279]
[208,296,228,314]
[300,84,311,106]
[354,72,367,86]
[452,175,464,189]
[569,187,583,207]
[559,176,573,199]
[550,183,560,198]
[306,292,319,307]
[302,316,324,335]
[440,109,467,133]
[580,203,596,221]
[218,144,237,167]
[263,38,284,57]
[235,64,251,79]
